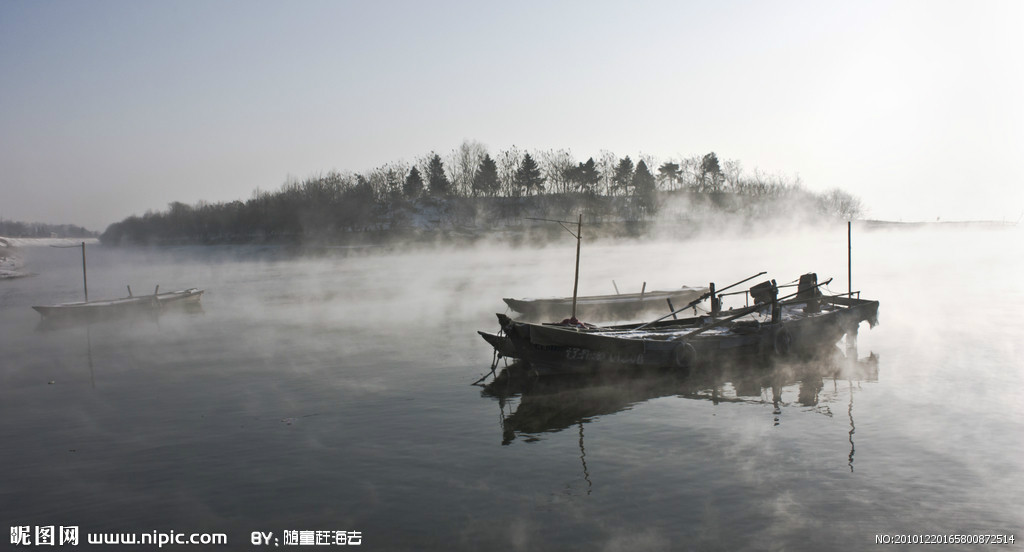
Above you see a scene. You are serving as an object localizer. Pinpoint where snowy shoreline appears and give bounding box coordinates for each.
[0,236,100,248]
[0,236,96,279]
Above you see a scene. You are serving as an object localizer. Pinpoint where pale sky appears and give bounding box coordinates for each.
[1,0,1022,230]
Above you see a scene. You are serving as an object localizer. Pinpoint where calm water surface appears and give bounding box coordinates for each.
[1,226,1021,551]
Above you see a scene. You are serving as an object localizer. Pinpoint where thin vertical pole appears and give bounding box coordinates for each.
[847,221,852,298]
[81,242,89,302]
[571,214,582,320]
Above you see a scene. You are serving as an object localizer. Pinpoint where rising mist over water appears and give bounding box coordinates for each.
[1,223,1021,550]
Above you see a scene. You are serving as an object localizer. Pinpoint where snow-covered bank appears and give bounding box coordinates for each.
[1,237,100,247]
[0,236,58,279]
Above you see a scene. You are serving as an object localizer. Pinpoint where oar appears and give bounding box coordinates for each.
[636,271,767,330]
[680,278,833,340]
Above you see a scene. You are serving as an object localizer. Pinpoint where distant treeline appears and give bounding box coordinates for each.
[101,142,863,245]
[1,218,98,239]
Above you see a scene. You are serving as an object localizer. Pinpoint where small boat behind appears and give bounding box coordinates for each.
[504,285,708,321]
[32,288,204,321]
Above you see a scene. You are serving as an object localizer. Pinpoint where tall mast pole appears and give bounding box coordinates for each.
[847,221,852,298]
[525,215,584,320]
[81,241,89,302]
[571,214,582,320]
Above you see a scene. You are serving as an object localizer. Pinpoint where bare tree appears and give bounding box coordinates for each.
[537,148,577,194]
[723,159,743,192]
[597,150,618,196]
[497,146,523,197]
[820,188,863,220]
[447,139,487,197]
[679,155,701,191]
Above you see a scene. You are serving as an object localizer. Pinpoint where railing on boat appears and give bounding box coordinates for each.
[718,285,861,308]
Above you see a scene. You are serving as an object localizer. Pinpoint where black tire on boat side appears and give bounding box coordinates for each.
[673,342,697,369]
[774,327,793,356]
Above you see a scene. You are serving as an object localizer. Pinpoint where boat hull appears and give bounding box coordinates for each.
[490,296,879,375]
[32,288,205,322]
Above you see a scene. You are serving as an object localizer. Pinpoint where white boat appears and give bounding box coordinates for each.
[503,286,707,320]
[32,288,204,320]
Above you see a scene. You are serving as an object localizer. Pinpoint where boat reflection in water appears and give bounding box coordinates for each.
[479,349,878,474]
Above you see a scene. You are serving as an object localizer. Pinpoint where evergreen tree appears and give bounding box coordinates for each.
[657,161,680,189]
[472,154,500,196]
[426,153,451,197]
[514,153,545,195]
[612,156,634,194]
[403,166,424,200]
[571,157,601,194]
[699,152,722,192]
[632,160,658,215]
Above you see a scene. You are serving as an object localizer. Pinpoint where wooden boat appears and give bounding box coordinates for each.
[32,288,204,321]
[482,275,879,376]
[504,285,708,320]
[479,331,516,358]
